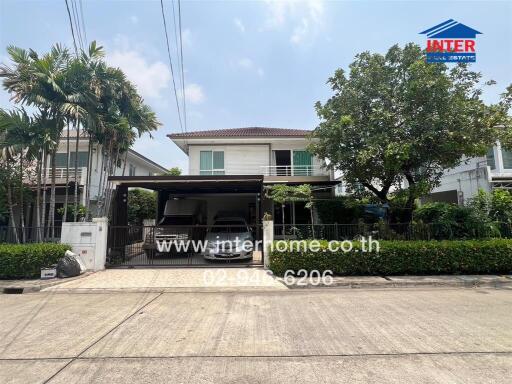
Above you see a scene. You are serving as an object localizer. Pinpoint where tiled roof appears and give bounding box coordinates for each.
[168,127,311,139]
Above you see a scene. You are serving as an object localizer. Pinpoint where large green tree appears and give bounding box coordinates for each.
[311,43,511,219]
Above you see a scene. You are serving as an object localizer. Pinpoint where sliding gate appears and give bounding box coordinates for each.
[106,224,264,267]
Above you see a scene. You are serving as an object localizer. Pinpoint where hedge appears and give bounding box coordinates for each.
[269,239,512,276]
[0,243,71,279]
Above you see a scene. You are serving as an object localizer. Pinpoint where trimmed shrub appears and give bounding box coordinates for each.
[269,239,512,276]
[0,243,71,279]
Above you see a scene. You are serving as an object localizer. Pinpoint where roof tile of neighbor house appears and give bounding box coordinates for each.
[168,127,311,138]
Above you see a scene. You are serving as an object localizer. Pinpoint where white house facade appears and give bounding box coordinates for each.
[427,142,512,205]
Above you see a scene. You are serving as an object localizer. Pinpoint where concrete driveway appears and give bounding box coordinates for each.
[1,288,511,383]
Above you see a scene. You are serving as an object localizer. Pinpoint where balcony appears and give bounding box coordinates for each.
[260,165,329,177]
[45,167,88,185]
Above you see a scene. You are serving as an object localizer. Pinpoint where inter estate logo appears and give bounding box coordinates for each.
[420,19,482,63]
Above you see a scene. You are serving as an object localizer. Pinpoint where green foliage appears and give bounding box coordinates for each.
[57,204,87,222]
[0,243,71,279]
[315,197,363,224]
[469,189,512,224]
[310,43,511,208]
[413,202,499,239]
[165,167,182,176]
[269,239,512,276]
[127,188,156,225]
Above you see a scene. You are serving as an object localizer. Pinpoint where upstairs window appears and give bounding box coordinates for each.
[502,149,512,169]
[54,152,89,167]
[129,164,136,176]
[486,148,496,170]
[292,150,313,176]
[200,151,224,175]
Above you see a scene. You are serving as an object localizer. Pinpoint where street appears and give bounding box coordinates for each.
[1,287,511,383]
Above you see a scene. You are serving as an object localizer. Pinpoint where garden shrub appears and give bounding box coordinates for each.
[0,243,71,279]
[269,239,512,276]
[413,202,499,239]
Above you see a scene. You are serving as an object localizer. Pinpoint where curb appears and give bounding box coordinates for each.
[278,275,512,289]
[1,272,93,294]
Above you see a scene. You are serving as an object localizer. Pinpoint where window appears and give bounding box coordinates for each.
[54,152,89,167]
[292,150,313,176]
[129,164,136,176]
[200,151,224,175]
[486,148,496,170]
[502,149,512,169]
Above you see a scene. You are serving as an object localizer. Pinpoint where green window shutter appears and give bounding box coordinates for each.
[54,153,67,167]
[293,151,312,176]
[213,151,224,170]
[200,151,213,175]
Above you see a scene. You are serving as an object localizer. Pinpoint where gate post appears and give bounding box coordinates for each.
[93,217,108,270]
[262,219,273,269]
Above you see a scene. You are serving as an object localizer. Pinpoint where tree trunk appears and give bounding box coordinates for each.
[63,123,70,223]
[95,148,106,217]
[35,152,42,241]
[6,179,19,244]
[19,150,25,243]
[41,150,48,240]
[46,151,57,240]
[281,203,285,237]
[84,140,93,221]
[309,202,315,238]
[73,123,80,222]
[403,173,416,223]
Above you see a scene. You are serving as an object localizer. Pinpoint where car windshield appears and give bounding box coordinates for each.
[158,216,194,226]
[210,220,247,233]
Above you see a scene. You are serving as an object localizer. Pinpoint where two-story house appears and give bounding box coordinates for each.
[109,127,338,228]
[425,142,512,205]
[28,130,167,227]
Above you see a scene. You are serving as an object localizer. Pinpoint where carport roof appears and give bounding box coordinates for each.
[108,175,264,193]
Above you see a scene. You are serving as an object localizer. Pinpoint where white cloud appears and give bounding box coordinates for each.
[182,29,192,47]
[130,15,138,24]
[262,0,325,45]
[184,83,205,104]
[232,58,265,77]
[106,49,171,100]
[234,18,245,33]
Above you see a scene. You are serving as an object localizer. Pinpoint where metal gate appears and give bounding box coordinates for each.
[106,224,264,267]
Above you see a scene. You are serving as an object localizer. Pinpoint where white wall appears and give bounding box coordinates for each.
[189,144,270,175]
[187,138,327,176]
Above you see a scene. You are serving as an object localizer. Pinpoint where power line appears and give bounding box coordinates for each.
[64,0,79,56]
[177,0,187,134]
[160,0,184,134]
[78,0,88,47]
[70,0,84,51]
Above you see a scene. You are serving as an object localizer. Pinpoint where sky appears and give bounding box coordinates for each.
[0,0,511,173]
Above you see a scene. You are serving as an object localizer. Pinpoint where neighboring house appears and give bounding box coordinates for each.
[25,130,167,226]
[426,142,512,205]
[109,127,338,228]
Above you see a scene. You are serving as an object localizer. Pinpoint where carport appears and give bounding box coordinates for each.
[107,175,264,267]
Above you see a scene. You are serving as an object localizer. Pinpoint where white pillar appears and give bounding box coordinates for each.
[92,217,108,271]
[262,219,274,269]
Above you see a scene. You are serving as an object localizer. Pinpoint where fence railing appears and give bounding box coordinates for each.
[106,224,263,266]
[0,226,62,244]
[273,222,512,241]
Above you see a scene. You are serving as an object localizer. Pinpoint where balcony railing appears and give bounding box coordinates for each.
[45,167,87,185]
[260,165,329,177]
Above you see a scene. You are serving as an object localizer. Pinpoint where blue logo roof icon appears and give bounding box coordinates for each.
[420,19,482,39]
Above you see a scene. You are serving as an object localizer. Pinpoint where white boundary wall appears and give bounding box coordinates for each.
[60,217,108,271]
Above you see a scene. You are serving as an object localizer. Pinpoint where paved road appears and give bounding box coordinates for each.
[1,287,511,383]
